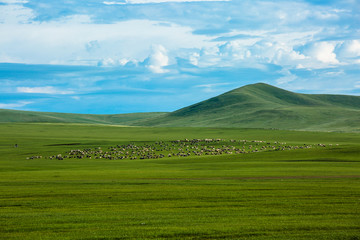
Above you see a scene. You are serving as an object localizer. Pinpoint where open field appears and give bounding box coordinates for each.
[0,123,360,239]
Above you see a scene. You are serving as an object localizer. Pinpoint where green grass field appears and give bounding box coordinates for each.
[1,123,360,239]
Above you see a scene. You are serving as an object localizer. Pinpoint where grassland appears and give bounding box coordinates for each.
[0,123,360,239]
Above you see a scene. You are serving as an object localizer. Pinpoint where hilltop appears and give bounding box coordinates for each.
[132,83,360,131]
[1,83,359,131]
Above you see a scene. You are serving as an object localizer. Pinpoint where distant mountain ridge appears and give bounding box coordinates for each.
[1,83,359,132]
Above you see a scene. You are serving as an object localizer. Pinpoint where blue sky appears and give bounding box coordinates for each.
[0,0,359,114]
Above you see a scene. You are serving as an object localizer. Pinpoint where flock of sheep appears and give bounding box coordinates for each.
[26,138,329,161]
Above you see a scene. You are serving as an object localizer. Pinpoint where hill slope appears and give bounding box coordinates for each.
[0,109,166,125]
[132,83,360,131]
[1,83,359,131]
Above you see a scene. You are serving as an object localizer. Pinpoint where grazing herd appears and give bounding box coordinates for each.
[26,138,332,161]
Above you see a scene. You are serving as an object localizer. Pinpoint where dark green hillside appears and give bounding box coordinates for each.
[133,83,360,131]
[0,109,166,125]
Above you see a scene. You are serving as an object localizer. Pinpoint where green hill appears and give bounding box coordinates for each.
[132,83,360,132]
[0,109,166,125]
[1,83,359,131]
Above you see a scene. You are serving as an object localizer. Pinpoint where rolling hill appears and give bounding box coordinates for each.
[0,109,166,125]
[131,83,360,131]
[1,83,359,131]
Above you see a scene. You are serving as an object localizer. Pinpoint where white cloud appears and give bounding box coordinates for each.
[97,58,117,67]
[145,45,169,73]
[189,37,309,69]
[0,19,212,65]
[0,101,32,109]
[86,40,101,53]
[56,14,93,24]
[97,57,139,67]
[0,0,28,3]
[219,41,251,60]
[303,42,339,64]
[249,40,307,66]
[191,46,221,67]
[96,44,171,71]
[276,69,297,85]
[0,0,357,77]
[17,86,74,94]
[0,3,34,24]
[97,44,171,71]
[313,10,339,20]
[324,70,345,76]
[103,1,127,5]
[104,0,229,4]
[337,40,360,59]
[195,83,230,93]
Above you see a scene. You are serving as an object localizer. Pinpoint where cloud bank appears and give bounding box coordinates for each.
[17,86,74,95]
[0,0,359,113]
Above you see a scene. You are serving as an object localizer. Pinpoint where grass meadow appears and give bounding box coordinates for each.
[0,123,360,239]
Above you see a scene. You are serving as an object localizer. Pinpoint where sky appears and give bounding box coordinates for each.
[0,0,359,114]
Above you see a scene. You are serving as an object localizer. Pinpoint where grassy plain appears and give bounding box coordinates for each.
[0,123,360,239]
